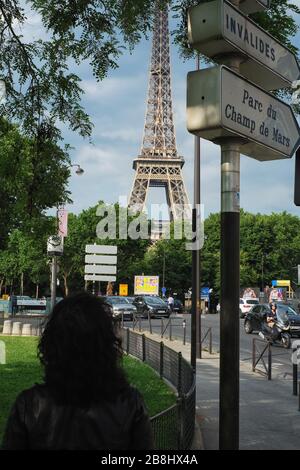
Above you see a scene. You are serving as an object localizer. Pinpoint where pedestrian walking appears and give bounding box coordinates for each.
[167,294,174,313]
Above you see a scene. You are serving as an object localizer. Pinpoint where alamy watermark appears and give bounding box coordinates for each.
[95,196,205,251]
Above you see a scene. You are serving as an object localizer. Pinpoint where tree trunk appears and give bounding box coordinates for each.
[0,278,3,296]
[63,274,69,297]
[36,283,39,299]
[20,272,24,296]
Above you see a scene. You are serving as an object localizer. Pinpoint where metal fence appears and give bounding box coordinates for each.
[252,338,272,380]
[121,327,196,450]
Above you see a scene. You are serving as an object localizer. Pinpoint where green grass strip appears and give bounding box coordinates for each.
[0,336,176,443]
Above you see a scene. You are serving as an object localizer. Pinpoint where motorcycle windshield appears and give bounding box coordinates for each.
[276,310,289,325]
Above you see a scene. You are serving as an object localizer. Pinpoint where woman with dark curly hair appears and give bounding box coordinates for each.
[2,292,154,450]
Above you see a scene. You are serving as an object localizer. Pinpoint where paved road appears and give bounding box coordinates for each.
[129,313,297,379]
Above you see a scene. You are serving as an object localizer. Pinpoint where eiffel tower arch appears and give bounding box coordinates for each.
[128,3,190,224]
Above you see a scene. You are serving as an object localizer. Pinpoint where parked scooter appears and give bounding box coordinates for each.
[259,310,291,349]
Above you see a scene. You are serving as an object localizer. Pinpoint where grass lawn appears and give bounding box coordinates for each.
[0,336,176,443]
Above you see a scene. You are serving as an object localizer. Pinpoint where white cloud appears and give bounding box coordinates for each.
[82,75,145,101]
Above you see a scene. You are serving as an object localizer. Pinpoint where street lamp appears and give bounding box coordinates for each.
[48,163,85,311]
[70,164,84,176]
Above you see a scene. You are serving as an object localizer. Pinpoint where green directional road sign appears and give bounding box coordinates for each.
[187,66,300,161]
[188,0,300,90]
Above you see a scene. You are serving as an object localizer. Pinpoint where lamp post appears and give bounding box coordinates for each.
[48,163,85,311]
[70,164,84,176]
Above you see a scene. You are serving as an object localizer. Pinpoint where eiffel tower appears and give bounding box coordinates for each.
[128,3,190,228]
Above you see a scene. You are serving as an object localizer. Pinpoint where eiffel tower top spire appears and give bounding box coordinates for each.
[140,3,180,160]
[128,2,190,223]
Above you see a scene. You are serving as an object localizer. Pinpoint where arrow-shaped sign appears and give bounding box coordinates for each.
[187,66,300,161]
[188,0,300,90]
[85,265,117,275]
[85,254,117,265]
[238,0,270,14]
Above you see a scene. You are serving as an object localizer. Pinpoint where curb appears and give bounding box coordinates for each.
[191,413,205,450]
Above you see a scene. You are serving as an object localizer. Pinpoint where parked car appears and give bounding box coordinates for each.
[244,303,300,336]
[133,295,170,318]
[104,296,137,321]
[239,298,259,318]
[173,299,183,314]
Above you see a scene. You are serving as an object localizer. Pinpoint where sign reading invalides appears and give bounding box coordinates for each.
[188,0,300,90]
[187,66,300,161]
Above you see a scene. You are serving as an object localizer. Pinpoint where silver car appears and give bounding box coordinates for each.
[105,296,137,321]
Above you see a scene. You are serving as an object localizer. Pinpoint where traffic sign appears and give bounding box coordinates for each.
[85,254,117,265]
[188,0,300,90]
[119,284,128,296]
[85,245,117,255]
[294,148,300,206]
[187,66,300,161]
[85,265,117,275]
[238,0,270,14]
[84,275,117,282]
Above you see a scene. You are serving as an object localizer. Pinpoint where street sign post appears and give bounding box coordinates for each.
[188,0,300,90]
[187,0,299,451]
[187,66,300,161]
[84,245,118,291]
[294,148,300,206]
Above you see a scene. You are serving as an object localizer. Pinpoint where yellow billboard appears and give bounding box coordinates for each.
[134,276,159,296]
[276,280,290,287]
[119,284,128,296]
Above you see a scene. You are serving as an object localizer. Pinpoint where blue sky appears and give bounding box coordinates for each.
[25,2,300,218]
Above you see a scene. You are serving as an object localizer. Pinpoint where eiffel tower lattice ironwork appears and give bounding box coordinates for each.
[128,4,190,222]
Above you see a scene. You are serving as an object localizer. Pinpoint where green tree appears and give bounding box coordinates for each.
[0,118,71,247]
[0,0,297,143]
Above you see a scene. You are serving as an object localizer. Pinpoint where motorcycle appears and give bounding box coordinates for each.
[259,310,291,349]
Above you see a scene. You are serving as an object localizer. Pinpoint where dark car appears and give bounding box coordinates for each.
[244,303,300,336]
[133,295,170,318]
[173,299,183,314]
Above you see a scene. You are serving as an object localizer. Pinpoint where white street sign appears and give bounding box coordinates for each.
[84,275,117,282]
[0,80,6,104]
[187,66,300,161]
[238,0,270,14]
[85,245,117,255]
[188,0,300,90]
[85,265,117,275]
[85,255,117,265]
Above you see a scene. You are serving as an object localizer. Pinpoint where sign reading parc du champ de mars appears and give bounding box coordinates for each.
[187,0,300,161]
[187,66,300,161]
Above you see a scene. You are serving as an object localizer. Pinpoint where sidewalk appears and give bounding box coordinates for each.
[138,329,300,450]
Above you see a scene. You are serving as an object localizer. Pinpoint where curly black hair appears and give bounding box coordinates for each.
[38,292,129,407]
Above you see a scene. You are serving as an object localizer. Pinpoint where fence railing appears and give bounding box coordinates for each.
[121,327,196,450]
[252,338,272,380]
[201,327,213,354]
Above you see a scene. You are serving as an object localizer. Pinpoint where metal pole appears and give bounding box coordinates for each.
[219,137,241,450]
[50,256,57,312]
[191,53,201,370]
[261,254,264,293]
[163,248,166,291]
[218,49,242,450]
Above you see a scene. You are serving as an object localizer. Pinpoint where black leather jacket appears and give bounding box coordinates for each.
[2,384,154,450]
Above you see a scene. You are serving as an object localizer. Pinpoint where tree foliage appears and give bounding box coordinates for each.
[0,0,298,143]
[0,117,71,247]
